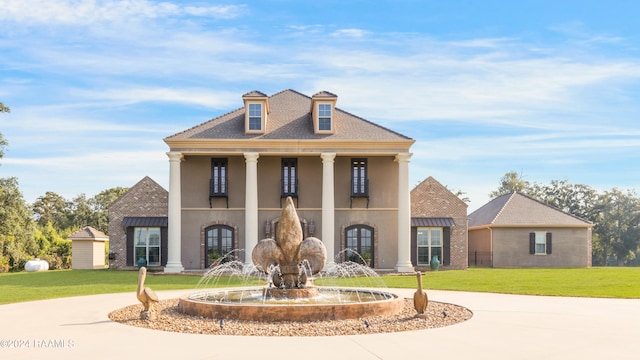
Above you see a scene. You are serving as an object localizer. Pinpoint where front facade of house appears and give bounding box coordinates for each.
[468,192,593,267]
[410,177,468,270]
[162,89,416,272]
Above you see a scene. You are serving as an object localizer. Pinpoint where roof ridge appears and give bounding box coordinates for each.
[484,192,515,225]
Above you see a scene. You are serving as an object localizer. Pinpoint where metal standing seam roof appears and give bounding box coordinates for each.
[121,217,168,227]
[411,217,456,227]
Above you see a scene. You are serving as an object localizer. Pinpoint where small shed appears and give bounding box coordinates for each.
[69,226,109,269]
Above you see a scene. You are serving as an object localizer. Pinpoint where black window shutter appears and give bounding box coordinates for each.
[529,232,535,254]
[546,232,552,254]
[410,226,417,266]
[443,227,451,266]
[126,227,134,266]
[161,227,169,266]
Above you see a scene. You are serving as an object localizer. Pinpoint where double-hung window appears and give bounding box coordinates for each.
[530,232,552,255]
[417,227,443,265]
[134,227,161,266]
[318,103,332,131]
[248,103,262,131]
[282,158,297,197]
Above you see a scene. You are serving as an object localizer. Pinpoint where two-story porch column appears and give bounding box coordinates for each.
[164,151,185,273]
[395,152,414,272]
[321,153,336,267]
[244,152,260,266]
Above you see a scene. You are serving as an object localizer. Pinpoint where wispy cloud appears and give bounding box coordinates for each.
[0,0,245,25]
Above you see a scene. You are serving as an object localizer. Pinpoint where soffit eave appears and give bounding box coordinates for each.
[164,138,414,154]
[469,223,593,231]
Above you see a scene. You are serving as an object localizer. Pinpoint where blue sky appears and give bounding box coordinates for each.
[1,0,639,211]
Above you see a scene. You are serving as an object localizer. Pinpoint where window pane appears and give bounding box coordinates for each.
[430,229,442,246]
[135,247,146,262]
[418,247,429,264]
[249,103,261,116]
[134,228,147,246]
[417,229,428,246]
[431,247,442,262]
[346,229,358,249]
[207,229,219,249]
[148,228,160,246]
[221,228,233,253]
[535,232,546,254]
[249,117,261,130]
[148,247,160,266]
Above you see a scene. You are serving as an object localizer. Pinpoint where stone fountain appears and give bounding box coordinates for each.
[178,197,404,322]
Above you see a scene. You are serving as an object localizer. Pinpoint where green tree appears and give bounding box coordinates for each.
[0,177,37,271]
[489,171,530,198]
[91,187,128,233]
[32,191,73,229]
[0,101,8,160]
[592,189,640,266]
[527,179,598,221]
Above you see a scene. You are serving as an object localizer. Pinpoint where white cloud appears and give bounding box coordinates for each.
[331,28,369,38]
[1,0,244,25]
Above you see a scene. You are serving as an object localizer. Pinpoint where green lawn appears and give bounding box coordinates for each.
[1,267,638,304]
[378,267,640,298]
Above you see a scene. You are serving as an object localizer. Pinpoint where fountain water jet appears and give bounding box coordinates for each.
[178,197,404,322]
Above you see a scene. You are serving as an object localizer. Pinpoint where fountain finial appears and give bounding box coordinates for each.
[252,197,327,289]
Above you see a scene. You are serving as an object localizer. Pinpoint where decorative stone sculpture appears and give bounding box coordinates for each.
[413,271,428,316]
[252,197,327,290]
[137,267,159,320]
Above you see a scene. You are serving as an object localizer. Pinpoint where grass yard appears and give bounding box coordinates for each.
[377,267,640,298]
[0,267,638,304]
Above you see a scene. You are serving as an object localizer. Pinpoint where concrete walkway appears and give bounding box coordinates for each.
[0,289,637,360]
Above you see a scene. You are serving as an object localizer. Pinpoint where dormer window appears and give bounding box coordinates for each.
[248,103,262,131]
[242,90,269,134]
[318,103,332,131]
[311,91,337,134]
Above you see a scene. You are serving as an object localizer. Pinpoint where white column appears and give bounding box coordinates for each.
[395,152,414,272]
[321,153,336,267]
[244,152,260,266]
[164,151,184,273]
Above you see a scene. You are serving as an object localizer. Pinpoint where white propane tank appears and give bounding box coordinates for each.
[25,258,49,272]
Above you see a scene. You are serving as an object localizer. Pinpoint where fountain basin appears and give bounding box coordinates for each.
[178,287,404,322]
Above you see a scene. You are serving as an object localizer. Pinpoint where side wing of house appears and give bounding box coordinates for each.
[107,176,168,269]
[410,176,469,269]
[469,192,593,268]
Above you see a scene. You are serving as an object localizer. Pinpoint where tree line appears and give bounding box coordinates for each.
[490,171,640,266]
[0,177,127,272]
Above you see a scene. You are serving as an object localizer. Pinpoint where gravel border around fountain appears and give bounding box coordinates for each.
[109,298,472,336]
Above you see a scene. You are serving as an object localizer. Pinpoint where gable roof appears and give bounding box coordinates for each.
[468,192,592,228]
[164,89,414,152]
[411,176,467,218]
[109,176,167,211]
[68,226,108,241]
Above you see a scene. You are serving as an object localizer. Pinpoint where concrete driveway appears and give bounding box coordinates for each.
[0,289,637,360]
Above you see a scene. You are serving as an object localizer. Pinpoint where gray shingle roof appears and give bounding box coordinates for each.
[68,226,109,240]
[165,89,413,141]
[468,192,592,227]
